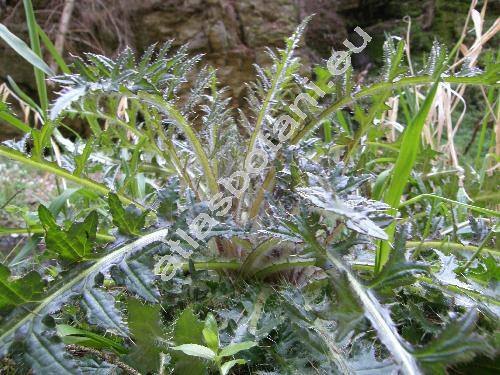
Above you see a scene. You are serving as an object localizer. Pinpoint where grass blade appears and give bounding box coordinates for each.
[377,78,441,271]
[0,24,53,76]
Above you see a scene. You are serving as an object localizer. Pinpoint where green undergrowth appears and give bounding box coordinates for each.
[0,2,498,374]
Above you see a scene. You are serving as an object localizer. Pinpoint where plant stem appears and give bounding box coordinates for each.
[0,227,115,242]
[399,194,500,217]
[0,145,141,208]
[66,344,141,375]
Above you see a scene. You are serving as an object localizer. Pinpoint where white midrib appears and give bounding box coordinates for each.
[327,253,421,375]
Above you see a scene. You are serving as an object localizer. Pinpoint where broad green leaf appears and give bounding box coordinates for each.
[48,188,80,215]
[173,308,206,374]
[202,313,219,352]
[220,359,246,375]
[219,341,257,358]
[38,205,58,230]
[174,308,205,345]
[0,229,168,357]
[126,298,164,373]
[0,23,53,75]
[0,264,44,310]
[108,193,149,236]
[171,344,216,360]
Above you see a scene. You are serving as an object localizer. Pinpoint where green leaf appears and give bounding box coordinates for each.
[36,23,70,74]
[0,264,44,310]
[297,186,388,240]
[414,310,491,373]
[174,308,205,345]
[48,188,80,215]
[219,341,257,358]
[41,207,99,262]
[50,86,87,120]
[202,313,219,352]
[38,205,58,230]
[171,344,216,360]
[108,193,149,236]
[379,65,444,270]
[81,288,128,337]
[293,217,421,375]
[24,330,78,374]
[0,228,168,357]
[22,0,49,114]
[244,17,310,161]
[111,259,160,303]
[220,359,246,375]
[173,308,206,374]
[370,227,428,290]
[0,23,53,75]
[0,108,31,133]
[329,272,364,340]
[56,324,128,354]
[126,298,164,373]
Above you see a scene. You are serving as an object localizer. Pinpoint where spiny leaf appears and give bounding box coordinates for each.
[40,205,99,262]
[24,329,78,375]
[370,227,428,290]
[292,215,421,374]
[297,186,389,240]
[174,308,205,345]
[330,272,364,340]
[126,298,164,373]
[0,265,44,310]
[0,229,168,357]
[108,193,149,236]
[50,86,87,120]
[413,309,492,372]
[81,288,128,337]
[111,259,160,303]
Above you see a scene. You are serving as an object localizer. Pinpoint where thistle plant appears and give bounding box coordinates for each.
[0,2,498,374]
